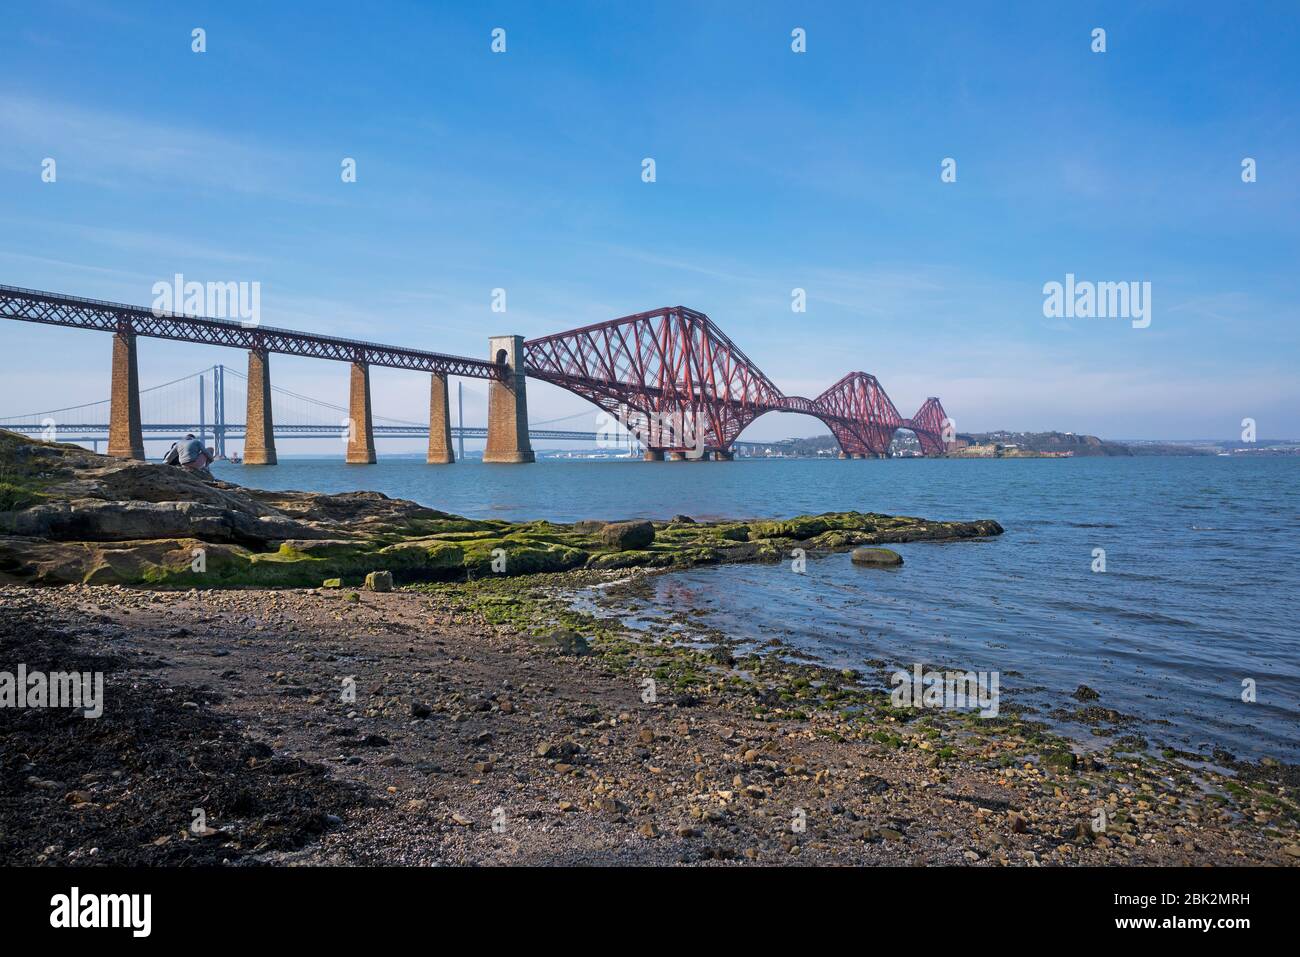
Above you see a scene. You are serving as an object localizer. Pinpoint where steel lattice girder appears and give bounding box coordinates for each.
[0,284,502,379]
[524,307,790,451]
[811,372,904,455]
[903,397,950,454]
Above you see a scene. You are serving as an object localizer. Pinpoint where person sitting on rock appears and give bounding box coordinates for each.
[176,434,212,471]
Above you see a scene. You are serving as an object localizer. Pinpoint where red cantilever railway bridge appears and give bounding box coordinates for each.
[525,305,950,458]
[0,284,952,464]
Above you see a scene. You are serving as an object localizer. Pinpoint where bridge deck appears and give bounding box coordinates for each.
[0,284,501,379]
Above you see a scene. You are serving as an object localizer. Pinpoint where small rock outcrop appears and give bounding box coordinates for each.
[364,570,393,592]
[534,629,591,656]
[850,547,903,566]
[599,520,655,550]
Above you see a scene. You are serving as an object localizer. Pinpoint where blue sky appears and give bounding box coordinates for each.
[1,0,1297,450]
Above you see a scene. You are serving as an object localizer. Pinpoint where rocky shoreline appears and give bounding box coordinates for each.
[2,577,1297,866]
[0,431,1000,587]
[1,431,1297,866]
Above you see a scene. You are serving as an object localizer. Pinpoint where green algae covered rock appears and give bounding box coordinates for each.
[533,629,591,656]
[749,516,831,540]
[850,547,903,566]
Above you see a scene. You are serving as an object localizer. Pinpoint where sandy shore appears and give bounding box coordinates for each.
[2,578,1296,867]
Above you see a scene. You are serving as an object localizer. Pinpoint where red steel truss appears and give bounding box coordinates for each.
[813,372,904,456]
[524,307,952,457]
[524,307,785,452]
[0,284,502,379]
[903,396,951,455]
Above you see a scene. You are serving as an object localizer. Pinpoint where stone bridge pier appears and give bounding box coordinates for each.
[345,361,377,464]
[107,329,145,460]
[483,335,534,463]
[243,348,277,465]
[426,372,455,464]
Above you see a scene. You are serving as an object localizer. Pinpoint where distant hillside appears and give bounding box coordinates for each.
[1124,438,1297,456]
[742,430,1277,458]
[952,431,1132,457]
[748,430,1138,457]
[1121,440,1217,456]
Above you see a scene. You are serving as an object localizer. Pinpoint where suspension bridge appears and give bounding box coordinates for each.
[0,283,955,464]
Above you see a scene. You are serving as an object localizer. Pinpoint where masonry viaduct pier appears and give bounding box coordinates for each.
[0,285,954,464]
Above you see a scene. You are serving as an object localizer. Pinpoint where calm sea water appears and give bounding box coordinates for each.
[213,455,1300,762]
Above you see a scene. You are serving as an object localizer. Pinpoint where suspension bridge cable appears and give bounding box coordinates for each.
[2,365,596,432]
[532,409,599,426]
[0,367,218,422]
[224,367,427,426]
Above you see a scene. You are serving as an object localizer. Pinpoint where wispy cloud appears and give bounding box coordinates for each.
[0,94,341,204]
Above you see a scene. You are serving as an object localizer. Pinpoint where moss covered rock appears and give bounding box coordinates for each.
[850,547,903,566]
